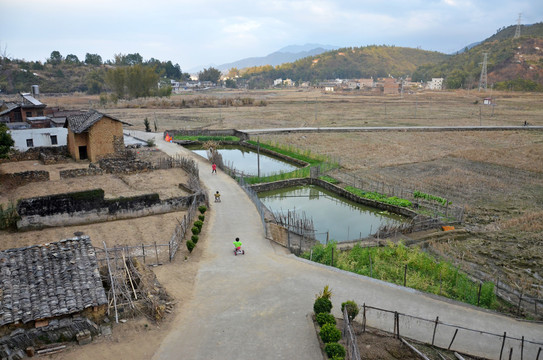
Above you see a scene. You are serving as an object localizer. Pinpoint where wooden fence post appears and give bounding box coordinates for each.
[477,283,482,306]
[431,316,439,346]
[404,264,407,287]
[155,241,159,265]
[499,332,506,360]
[362,303,366,332]
[448,329,458,350]
[142,244,146,264]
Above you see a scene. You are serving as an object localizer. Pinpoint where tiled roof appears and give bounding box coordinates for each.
[0,103,20,116]
[0,236,107,326]
[65,110,128,134]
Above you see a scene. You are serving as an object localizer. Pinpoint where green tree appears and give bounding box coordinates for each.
[225,78,237,88]
[65,54,80,65]
[104,67,126,97]
[0,124,14,158]
[198,67,221,84]
[48,50,63,65]
[86,69,104,94]
[85,53,103,65]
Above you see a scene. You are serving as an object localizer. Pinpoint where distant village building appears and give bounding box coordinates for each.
[0,93,47,125]
[382,78,399,95]
[65,110,130,162]
[359,78,374,88]
[427,78,444,90]
[273,78,283,86]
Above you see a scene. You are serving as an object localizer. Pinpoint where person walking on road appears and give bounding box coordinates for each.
[212,163,217,174]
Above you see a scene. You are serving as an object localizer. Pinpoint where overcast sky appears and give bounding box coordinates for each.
[1,0,542,72]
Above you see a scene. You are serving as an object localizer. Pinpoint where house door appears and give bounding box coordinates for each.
[78,146,88,160]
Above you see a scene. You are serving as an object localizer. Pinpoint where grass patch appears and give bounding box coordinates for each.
[319,175,340,184]
[173,135,240,142]
[345,186,412,207]
[302,242,497,309]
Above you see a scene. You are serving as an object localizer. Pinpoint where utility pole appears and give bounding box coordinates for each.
[514,13,522,38]
[478,52,488,92]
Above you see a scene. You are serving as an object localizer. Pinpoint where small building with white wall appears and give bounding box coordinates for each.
[8,127,68,151]
[427,78,444,90]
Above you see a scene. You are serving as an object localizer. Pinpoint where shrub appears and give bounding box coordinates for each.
[319,323,341,343]
[198,205,207,214]
[146,139,155,147]
[316,285,333,300]
[191,235,199,244]
[194,220,203,230]
[198,214,205,221]
[314,297,333,314]
[191,226,200,235]
[324,342,345,359]
[341,300,359,321]
[186,240,195,252]
[316,312,336,326]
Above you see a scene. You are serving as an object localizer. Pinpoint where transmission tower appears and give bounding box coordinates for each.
[478,52,488,92]
[514,13,522,38]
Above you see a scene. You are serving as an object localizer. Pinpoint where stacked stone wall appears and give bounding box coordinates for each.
[164,129,249,141]
[16,189,205,230]
[0,317,102,358]
[0,171,50,185]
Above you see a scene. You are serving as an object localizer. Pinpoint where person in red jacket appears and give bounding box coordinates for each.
[212,163,217,174]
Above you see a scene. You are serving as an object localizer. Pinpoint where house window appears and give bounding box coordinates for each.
[26,139,34,147]
[26,111,32,117]
[51,135,58,145]
[37,110,44,116]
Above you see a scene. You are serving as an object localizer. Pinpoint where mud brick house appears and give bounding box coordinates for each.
[65,110,130,162]
[0,237,107,331]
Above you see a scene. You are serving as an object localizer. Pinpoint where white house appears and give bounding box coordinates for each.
[427,78,444,90]
[8,127,67,152]
[273,78,283,86]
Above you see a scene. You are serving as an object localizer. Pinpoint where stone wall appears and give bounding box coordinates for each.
[59,167,104,178]
[251,178,417,218]
[0,316,101,358]
[16,189,206,230]
[98,157,152,174]
[0,170,50,185]
[0,146,68,164]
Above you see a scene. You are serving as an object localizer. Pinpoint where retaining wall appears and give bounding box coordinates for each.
[163,129,250,141]
[0,170,50,185]
[16,189,206,230]
[239,141,309,167]
[59,167,104,178]
[250,178,417,218]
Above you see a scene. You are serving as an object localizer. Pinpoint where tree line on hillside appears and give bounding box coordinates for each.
[0,51,191,96]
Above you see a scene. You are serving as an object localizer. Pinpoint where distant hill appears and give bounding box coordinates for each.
[240,45,448,85]
[209,44,338,72]
[412,22,543,90]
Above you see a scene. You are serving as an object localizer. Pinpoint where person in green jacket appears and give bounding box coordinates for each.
[233,237,242,251]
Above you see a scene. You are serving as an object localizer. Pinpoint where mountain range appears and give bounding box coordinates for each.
[188,44,337,73]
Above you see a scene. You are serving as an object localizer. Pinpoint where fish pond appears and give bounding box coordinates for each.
[258,185,407,243]
[185,144,300,177]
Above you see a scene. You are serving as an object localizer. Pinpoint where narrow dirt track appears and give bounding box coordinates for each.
[132,131,543,360]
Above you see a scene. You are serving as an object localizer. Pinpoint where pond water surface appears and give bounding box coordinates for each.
[187,145,300,176]
[258,185,406,243]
